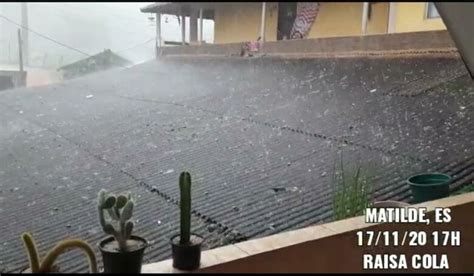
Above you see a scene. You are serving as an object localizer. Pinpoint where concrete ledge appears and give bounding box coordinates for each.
[158,31,457,58]
[0,70,27,90]
[262,30,455,55]
[142,192,474,273]
[161,48,460,61]
[159,43,243,57]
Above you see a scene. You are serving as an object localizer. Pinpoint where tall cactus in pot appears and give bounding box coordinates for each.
[171,171,203,270]
[179,172,192,245]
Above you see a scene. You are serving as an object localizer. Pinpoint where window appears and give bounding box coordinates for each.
[426,2,440,19]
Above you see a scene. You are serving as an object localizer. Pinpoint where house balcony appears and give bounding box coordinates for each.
[142,192,474,273]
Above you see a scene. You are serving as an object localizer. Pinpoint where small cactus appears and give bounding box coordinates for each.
[21,232,97,273]
[98,189,135,251]
[179,172,192,245]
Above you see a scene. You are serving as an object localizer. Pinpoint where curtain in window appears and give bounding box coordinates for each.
[290,2,320,39]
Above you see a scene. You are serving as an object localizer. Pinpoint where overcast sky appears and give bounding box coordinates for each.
[0,2,215,67]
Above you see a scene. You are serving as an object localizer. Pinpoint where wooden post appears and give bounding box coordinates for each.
[260,2,266,42]
[387,2,397,33]
[190,9,198,43]
[17,29,24,72]
[58,56,63,67]
[199,8,204,44]
[8,42,12,63]
[361,2,369,35]
[156,13,161,57]
[21,2,29,65]
[181,13,186,45]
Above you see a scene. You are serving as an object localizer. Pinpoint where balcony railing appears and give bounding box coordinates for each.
[142,192,474,273]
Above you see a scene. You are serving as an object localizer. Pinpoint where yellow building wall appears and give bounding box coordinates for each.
[212,2,446,44]
[308,2,389,38]
[213,3,278,44]
[394,2,446,33]
[367,2,389,35]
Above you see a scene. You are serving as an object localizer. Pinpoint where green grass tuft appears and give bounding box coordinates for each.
[451,183,474,196]
[331,154,374,221]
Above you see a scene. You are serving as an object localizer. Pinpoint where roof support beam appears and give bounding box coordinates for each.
[435,2,474,78]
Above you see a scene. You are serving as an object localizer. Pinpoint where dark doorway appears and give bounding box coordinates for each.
[0,75,15,91]
[277,2,297,40]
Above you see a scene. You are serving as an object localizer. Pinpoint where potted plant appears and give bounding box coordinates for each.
[372,200,410,219]
[372,200,410,208]
[171,172,204,270]
[407,173,452,203]
[331,157,374,221]
[97,190,148,273]
[20,232,97,273]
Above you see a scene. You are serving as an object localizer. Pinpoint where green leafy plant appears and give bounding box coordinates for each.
[451,183,474,196]
[21,232,97,273]
[98,189,135,251]
[179,172,192,245]
[331,155,374,221]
